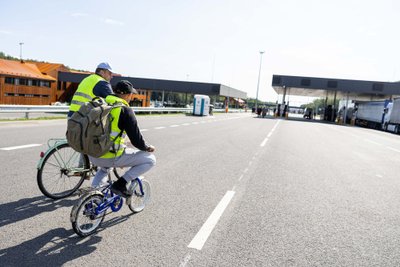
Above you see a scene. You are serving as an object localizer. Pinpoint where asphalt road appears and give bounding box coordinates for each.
[1,113,400,266]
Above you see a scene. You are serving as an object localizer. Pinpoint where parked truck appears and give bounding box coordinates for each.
[354,100,392,129]
[384,98,400,133]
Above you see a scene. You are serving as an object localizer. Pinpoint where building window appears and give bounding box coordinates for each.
[19,79,28,85]
[56,81,66,90]
[32,80,40,86]
[41,81,51,88]
[5,77,15,84]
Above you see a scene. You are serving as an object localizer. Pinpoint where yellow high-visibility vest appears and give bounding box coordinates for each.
[100,95,130,158]
[69,74,105,113]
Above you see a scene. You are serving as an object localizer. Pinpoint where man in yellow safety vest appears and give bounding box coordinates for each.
[68,62,114,118]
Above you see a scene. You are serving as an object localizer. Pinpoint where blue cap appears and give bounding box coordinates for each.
[96,62,112,72]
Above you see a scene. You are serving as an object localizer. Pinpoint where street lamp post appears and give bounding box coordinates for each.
[19,42,24,62]
[255,51,265,112]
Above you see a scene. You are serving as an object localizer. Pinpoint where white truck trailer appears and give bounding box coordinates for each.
[384,98,400,133]
[355,100,392,129]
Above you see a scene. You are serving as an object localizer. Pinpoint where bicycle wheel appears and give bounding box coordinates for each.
[37,143,90,199]
[127,179,151,213]
[72,193,106,237]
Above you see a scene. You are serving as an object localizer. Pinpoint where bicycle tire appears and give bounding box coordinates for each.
[72,193,106,237]
[37,143,89,199]
[127,179,151,213]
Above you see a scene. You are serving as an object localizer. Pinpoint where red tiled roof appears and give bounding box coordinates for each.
[0,59,56,81]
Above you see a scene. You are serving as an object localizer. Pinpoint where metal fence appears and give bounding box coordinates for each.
[0,105,242,119]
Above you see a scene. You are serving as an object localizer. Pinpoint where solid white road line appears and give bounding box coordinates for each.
[188,191,235,250]
[154,126,166,130]
[0,144,42,151]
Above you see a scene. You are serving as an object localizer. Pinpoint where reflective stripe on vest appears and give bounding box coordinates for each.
[100,95,129,159]
[69,74,105,113]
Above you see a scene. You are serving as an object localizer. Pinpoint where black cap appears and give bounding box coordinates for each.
[114,80,137,94]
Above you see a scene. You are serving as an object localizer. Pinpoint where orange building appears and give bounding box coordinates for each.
[0,58,150,106]
[0,59,58,105]
[33,62,77,103]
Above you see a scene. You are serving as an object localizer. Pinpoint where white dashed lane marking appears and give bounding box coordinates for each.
[0,144,42,151]
[188,191,235,250]
[260,120,280,147]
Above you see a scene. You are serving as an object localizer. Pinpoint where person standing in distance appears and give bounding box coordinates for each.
[89,80,156,197]
[68,62,114,118]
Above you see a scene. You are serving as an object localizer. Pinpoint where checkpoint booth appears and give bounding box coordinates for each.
[193,94,210,116]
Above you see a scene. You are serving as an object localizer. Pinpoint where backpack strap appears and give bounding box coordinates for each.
[109,103,125,156]
[110,130,124,154]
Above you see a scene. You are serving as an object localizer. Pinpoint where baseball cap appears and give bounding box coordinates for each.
[96,62,112,72]
[115,80,138,94]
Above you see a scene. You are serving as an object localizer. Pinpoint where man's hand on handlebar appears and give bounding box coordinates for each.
[146,145,155,152]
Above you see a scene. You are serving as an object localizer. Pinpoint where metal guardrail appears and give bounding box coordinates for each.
[0,105,243,119]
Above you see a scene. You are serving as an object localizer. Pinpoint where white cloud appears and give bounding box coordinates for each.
[104,18,124,26]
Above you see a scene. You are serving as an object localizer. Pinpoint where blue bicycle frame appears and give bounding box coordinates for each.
[90,177,145,216]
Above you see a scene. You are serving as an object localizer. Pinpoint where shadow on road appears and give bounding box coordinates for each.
[98,212,134,233]
[0,227,101,266]
[0,195,76,228]
[0,214,136,266]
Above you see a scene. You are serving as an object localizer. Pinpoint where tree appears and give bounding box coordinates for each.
[0,52,19,61]
[246,98,275,108]
[300,98,339,115]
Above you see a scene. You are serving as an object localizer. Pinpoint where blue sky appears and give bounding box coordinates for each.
[1,0,399,105]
